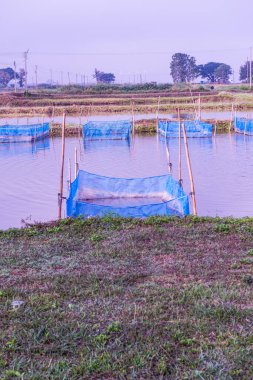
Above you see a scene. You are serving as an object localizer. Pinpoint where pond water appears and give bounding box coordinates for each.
[1,132,253,230]
[1,110,253,126]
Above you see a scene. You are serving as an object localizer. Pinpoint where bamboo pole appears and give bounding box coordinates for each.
[178,109,182,186]
[198,93,201,120]
[79,108,83,139]
[244,119,247,136]
[58,113,66,220]
[214,120,217,137]
[74,146,78,179]
[68,158,71,190]
[229,103,234,132]
[156,96,161,133]
[182,122,197,216]
[165,120,172,173]
[131,100,135,135]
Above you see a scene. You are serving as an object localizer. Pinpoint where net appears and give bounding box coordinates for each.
[158,120,213,138]
[0,123,50,143]
[234,117,253,135]
[83,120,132,140]
[67,170,189,218]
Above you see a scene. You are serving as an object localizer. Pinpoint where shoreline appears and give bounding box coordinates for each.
[49,118,231,137]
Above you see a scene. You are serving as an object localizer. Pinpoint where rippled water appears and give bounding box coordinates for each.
[1,133,253,230]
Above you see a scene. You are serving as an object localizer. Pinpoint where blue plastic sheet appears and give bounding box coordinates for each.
[0,123,50,143]
[234,117,253,135]
[158,120,213,138]
[83,120,132,140]
[67,170,190,218]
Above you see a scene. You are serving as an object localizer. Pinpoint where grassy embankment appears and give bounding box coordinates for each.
[50,119,230,137]
[0,216,253,379]
[0,90,253,118]
[0,88,251,135]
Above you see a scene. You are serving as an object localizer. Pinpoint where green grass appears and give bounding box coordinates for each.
[0,216,253,379]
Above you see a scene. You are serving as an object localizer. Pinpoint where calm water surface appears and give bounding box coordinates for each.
[1,133,253,229]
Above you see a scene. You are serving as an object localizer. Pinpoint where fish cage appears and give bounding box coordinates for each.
[0,123,50,143]
[158,120,213,138]
[234,117,253,135]
[67,170,190,218]
[83,120,132,140]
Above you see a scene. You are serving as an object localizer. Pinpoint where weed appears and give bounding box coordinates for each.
[89,233,105,243]
[215,224,230,233]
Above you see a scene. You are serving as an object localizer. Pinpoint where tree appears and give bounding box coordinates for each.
[214,64,232,84]
[94,69,115,84]
[170,53,198,83]
[0,67,18,87]
[18,69,26,87]
[198,62,232,83]
[198,62,223,83]
[239,61,253,82]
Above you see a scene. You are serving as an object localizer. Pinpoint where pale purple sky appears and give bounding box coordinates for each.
[0,0,252,84]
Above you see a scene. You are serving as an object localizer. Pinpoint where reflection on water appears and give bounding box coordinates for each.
[1,133,253,229]
[0,138,50,157]
[83,138,131,152]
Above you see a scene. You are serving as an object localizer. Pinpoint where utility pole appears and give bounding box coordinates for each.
[61,71,63,85]
[24,50,29,92]
[13,61,17,93]
[68,72,70,85]
[76,73,78,85]
[247,57,249,83]
[50,69,53,86]
[250,47,252,90]
[35,65,38,90]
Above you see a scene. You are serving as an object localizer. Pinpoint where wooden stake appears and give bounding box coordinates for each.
[229,103,234,132]
[156,96,161,133]
[58,113,66,220]
[131,100,135,135]
[182,122,197,215]
[52,106,55,122]
[74,146,78,179]
[244,119,247,135]
[198,93,201,120]
[165,120,172,173]
[68,158,71,190]
[214,120,217,137]
[178,109,182,186]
